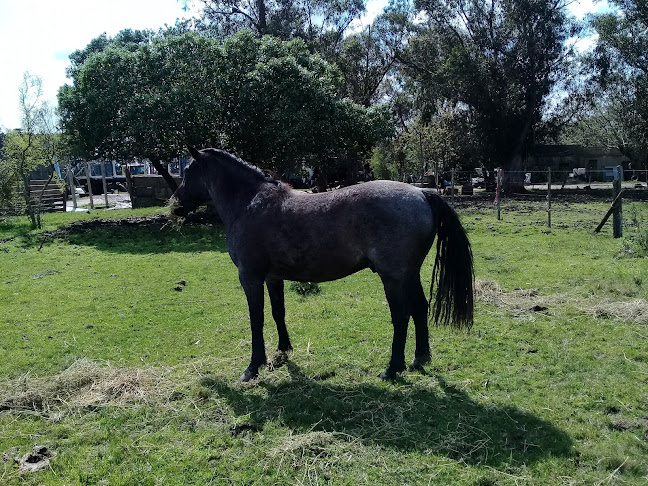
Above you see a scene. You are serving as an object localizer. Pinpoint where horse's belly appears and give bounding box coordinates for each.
[267,247,369,283]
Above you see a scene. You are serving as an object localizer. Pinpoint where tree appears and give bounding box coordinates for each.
[66,29,155,79]
[1,73,64,227]
[195,0,365,55]
[396,0,578,185]
[335,16,400,107]
[587,0,648,167]
[58,31,392,184]
[218,32,392,169]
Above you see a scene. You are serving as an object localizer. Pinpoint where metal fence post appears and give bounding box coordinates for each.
[101,161,109,208]
[496,168,502,220]
[547,167,552,229]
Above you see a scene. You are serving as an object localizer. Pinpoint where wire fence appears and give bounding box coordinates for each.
[429,169,648,191]
[436,168,648,238]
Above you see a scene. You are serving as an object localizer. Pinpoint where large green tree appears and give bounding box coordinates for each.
[334,13,404,107]
[58,30,392,183]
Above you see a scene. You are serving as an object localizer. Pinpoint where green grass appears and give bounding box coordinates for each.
[1,198,647,485]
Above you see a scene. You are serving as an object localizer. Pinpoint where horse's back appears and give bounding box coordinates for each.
[253,180,437,281]
[290,180,433,236]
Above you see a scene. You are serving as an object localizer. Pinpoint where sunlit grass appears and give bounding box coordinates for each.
[1,198,647,484]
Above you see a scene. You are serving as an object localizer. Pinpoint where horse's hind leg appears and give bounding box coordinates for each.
[266,278,293,353]
[380,276,411,380]
[409,275,431,371]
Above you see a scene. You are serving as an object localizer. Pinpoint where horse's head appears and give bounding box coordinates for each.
[169,145,211,219]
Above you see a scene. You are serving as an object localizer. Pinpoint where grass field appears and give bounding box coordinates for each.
[1,197,647,485]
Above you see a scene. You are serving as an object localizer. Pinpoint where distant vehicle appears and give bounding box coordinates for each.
[472,168,485,188]
[603,166,623,181]
[127,163,146,175]
[74,160,153,194]
[73,161,125,194]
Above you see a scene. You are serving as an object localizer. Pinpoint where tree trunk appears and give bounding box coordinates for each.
[256,0,267,35]
[150,159,178,192]
[22,176,36,227]
[35,168,56,229]
[503,153,526,193]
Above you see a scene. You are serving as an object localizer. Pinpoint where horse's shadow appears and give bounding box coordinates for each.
[200,362,572,467]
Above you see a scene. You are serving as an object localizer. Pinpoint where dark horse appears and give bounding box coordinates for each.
[171,147,474,382]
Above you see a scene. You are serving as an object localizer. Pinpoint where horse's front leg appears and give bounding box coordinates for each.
[239,271,266,382]
[266,278,293,353]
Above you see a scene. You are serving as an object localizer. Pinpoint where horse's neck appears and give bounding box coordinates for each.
[206,167,267,227]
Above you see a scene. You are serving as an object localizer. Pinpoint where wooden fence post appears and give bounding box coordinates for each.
[547,167,552,228]
[101,161,109,208]
[68,164,77,211]
[496,168,502,220]
[85,163,94,209]
[451,169,455,207]
[612,165,623,238]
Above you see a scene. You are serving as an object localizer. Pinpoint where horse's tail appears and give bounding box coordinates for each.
[423,190,474,330]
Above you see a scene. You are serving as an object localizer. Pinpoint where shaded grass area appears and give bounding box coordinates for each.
[1,199,647,484]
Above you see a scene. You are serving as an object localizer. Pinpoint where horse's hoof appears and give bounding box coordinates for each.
[239,369,259,382]
[380,370,394,381]
[269,351,289,370]
[408,353,432,372]
[380,368,399,381]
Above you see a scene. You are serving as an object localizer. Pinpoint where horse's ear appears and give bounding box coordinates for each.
[186,145,201,160]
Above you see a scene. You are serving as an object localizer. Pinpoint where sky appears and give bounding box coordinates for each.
[0,0,610,131]
[0,0,198,130]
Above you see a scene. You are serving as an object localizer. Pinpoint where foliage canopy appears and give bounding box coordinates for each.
[58,30,392,175]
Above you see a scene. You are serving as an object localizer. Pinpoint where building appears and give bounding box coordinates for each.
[526,145,630,180]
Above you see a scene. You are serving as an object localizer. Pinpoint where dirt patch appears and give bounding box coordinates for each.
[17,445,52,473]
[41,214,170,240]
[40,210,222,241]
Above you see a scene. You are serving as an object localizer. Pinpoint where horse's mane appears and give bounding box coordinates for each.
[205,148,275,185]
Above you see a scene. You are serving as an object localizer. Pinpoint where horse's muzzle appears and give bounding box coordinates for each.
[168,196,191,219]
[173,205,190,217]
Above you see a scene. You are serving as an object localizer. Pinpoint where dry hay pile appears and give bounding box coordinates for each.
[476,278,648,325]
[0,359,173,415]
[166,196,185,229]
[474,279,548,318]
[267,431,358,477]
[583,299,648,325]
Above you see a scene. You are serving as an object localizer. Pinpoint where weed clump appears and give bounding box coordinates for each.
[289,281,322,296]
